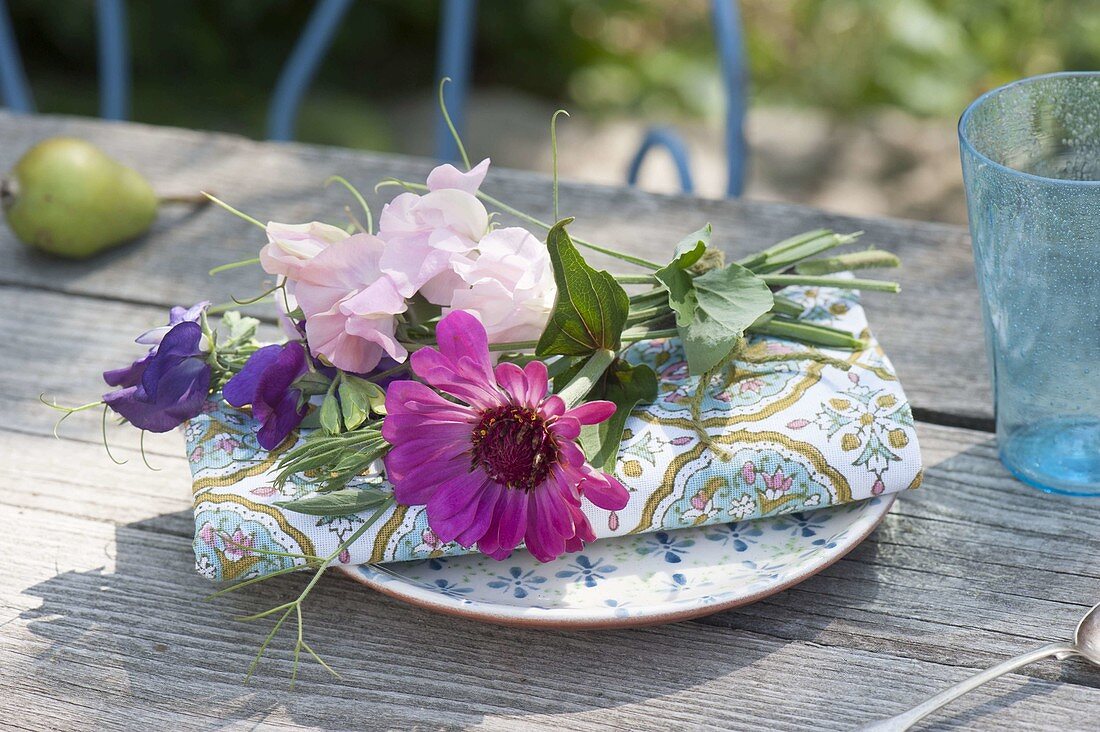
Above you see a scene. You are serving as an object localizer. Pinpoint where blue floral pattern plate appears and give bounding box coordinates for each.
[339,495,893,628]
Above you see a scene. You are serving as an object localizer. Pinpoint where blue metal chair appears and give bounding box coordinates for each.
[267,0,477,164]
[626,0,748,197]
[1,0,740,193]
[0,0,130,120]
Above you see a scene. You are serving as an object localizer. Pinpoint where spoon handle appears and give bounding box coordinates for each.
[856,641,1077,731]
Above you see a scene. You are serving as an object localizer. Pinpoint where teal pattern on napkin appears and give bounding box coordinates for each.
[186,285,922,581]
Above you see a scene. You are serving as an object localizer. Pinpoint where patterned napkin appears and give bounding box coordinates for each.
[186,285,922,581]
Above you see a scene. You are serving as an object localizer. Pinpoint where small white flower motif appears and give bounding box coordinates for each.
[803,494,822,507]
[184,421,204,442]
[195,554,218,579]
[729,494,756,520]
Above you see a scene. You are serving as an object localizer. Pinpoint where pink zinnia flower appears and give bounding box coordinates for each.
[382,310,629,562]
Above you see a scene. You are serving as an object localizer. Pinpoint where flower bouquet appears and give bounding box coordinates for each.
[49,92,918,678]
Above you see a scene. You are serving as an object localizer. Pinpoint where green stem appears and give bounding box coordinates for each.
[614,274,658,285]
[367,361,411,382]
[475,190,662,269]
[748,318,865,350]
[438,77,471,169]
[237,498,392,680]
[203,192,265,229]
[737,229,829,270]
[770,295,805,317]
[157,192,210,206]
[555,349,616,408]
[484,339,539,352]
[794,249,900,275]
[762,274,899,293]
[208,257,261,276]
[621,326,679,342]
[551,110,569,221]
[629,288,668,306]
[740,230,861,274]
[325,175,374,234]
[625,304,670,328]
[375,178,663,269]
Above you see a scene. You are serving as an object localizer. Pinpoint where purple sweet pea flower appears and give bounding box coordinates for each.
[222,341,309,450]
[103,321,212,432]
[104,301,210,388]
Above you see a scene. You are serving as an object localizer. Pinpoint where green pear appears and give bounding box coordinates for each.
[1,137,158,258]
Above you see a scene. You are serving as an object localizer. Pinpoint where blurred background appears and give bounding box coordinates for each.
[6,0,1099,224]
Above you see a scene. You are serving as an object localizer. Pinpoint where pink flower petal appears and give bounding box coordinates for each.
[541,395,566,418]
[426,157,490,194]
[494,361,528,404]
[494,487,529,553]
[453,482,503,548]
[787,419,810,429]
[522,360,549,405]
[550,415,581,441]
[581,470,630,511]
[435,310,494,381]
[563,400,616,426]
[426,469,492,543]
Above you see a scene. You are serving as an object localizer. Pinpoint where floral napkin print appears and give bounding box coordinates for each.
[187,285,922,581]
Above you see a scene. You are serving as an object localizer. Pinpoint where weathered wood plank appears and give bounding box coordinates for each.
[2,497,1099,732]
[0,112,991,426]
[6,115,1097,731]
[5,415,1099,677]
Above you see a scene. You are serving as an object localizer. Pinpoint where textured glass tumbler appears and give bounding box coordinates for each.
[960,72,1100,496]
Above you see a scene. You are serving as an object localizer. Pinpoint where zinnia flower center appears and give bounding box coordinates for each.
[470,405,558,491]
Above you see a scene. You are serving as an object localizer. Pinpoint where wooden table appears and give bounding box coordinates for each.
[1,112,1096,731]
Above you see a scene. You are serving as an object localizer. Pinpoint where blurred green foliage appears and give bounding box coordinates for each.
[7,0,1098,147]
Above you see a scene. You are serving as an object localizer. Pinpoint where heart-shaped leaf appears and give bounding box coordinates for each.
[536,219,630,357]
[681,262,774,374]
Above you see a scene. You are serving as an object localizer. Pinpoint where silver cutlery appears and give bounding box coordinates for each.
[859,601,1100,730]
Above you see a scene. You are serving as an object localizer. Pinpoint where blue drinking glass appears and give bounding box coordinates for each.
[959,72,1100,496]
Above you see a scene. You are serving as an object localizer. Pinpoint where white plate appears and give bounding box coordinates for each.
[338,496,894,629]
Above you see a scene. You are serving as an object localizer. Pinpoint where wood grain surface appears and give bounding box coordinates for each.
[1,113,1095,731]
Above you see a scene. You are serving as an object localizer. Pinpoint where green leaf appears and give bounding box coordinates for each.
[319,392,342,434]
[652,223,714,329]
[536,219,630,357]
[671,223,711,270]
[298,406,322,430]
[681,262,774,375]
[293,371,332,397]
[219,310,260,346]
[337,375,385,430]
[578,360,658,472]
[274,488,392,517]
[654,266,696,328]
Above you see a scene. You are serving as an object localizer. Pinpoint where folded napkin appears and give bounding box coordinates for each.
[186,285,922,581]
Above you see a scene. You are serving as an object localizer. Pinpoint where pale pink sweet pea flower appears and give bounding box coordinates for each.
[447,227,556,344]
[378,158,491,305]
[260,221,349,281]
[294,233,408,373]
